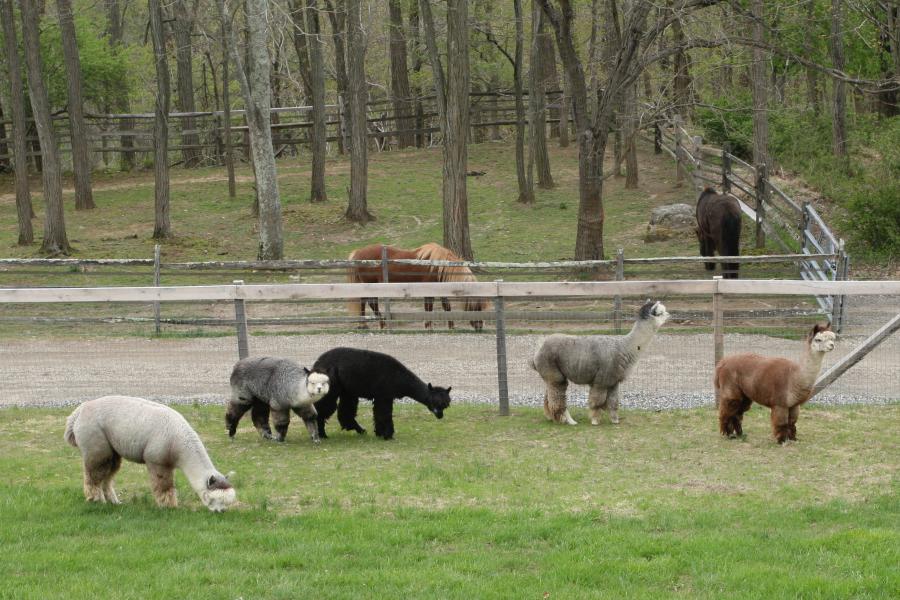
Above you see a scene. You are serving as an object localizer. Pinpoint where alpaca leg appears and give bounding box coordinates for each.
[250,401,273,440]
[770,406,791,444]
[588,386,608,426]
[82,452,119,503]
[372,398,395,440]
[424,297,434,330]
[271,409,291,442]
[225,397,253,438]
[292,404,320,444]
[543,378,574,425]
[337,395,366,434]
[441,297,454,330]
[606,384,621,424]
[147,463,177,508]
[731,397,753,437]
[315,394,338,439]
[718,392,743,438]
[787,406,800,441]
[100,454,123,505]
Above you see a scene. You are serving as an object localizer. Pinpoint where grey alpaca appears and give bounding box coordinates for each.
[226,356,330,443]
[530,300,670,425]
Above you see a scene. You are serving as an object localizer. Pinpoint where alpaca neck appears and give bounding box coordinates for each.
[408,377,431,405]
[797,346,827,390]
[176,436,218,496]
[624,318,659,352]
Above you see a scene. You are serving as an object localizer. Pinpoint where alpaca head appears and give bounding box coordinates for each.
[304,369,330,400]
[201,473,236,512]
[425,383,452,419]
[808,323,836,353]
[638,299,670,328]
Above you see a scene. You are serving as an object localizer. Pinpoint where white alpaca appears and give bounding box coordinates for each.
[530,300,670,425]
[65,396,236,511]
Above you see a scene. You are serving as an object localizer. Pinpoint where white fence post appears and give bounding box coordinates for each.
[233,279,249,360]
[153,244,161,335]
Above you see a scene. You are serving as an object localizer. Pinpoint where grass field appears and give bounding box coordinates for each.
[2,403,897,599]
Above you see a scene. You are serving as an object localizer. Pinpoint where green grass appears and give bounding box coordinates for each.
[2,403,898,598]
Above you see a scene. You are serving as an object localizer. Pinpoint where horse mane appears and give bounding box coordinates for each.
[414,243,476,283]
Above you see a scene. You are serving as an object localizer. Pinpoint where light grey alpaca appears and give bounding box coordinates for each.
[530,300,670,425]
[226,356,330,443]
[65,396,236,511]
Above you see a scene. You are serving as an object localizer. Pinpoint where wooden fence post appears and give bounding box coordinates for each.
[153,245,161,335]
[754,162,767,249]
[831,239,848,332]
[493,281,509,416]
[800,201,810,253]
[613,248,624,333]
[380,244,392,329]
[654,120,662,154]
[712,276,724,393]
[721,143,731,193]
[233,279,249,360]
[673,115,684,186]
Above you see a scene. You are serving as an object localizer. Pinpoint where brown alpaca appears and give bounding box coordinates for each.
[715,323,836,444]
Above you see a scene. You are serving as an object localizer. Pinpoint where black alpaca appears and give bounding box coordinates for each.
[696,187,742,279]
[312,347,452,440]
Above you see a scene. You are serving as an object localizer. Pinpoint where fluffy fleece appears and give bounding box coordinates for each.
[64,395,236,511]
[530,300,670,425]
[716,323,836,443]
[227,356,330,443]
[312,347,452,440]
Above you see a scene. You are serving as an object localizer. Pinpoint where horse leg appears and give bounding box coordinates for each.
[441,297,454,330]
[337,395,366,434]
[588,385,608,426]
[357,298,368,330]
[367,299,386,330]
[424,297,434,330]
[291,403,320,444]
[699,236,716,272]
[770,406,792,444]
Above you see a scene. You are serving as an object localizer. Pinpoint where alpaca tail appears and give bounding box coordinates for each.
[722,208,742,279]
[64,404,83,447]
[346,249,363,318]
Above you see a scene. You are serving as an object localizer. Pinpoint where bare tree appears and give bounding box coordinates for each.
[105,0,135,170]
[829,0,848,162]
[389,0,415,148]
[514,0,532,203]
[149,0,172,238]
[173,0,201,167]
[1,0,34,244]
[218,0,284,258]
[306,0,328,202]
[529,0,554,190]
[671,8,691,119]
[20,0,70,254]
[57,0,95,210]
[290,0,314,100]
[803,0,820,115]
[325,0,350,155]
[345,0,373,222]
[749,0,769,168]
[220,8,236,198]
[419,0,473,259]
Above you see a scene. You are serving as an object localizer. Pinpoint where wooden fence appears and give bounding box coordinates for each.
[649,115,850,329]
[0,278,896,414]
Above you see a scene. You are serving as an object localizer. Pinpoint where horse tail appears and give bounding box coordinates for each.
[721,202,742,279]
[347,249,363,317]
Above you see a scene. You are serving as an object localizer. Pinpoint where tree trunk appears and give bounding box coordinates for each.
[0,100,9,173]
[306,0,328,202]
[672,12,691,119]
[345,0,373,222]
[57,0,95,210]
[750,0,769,169]
[408,0,425,148]
[829,0,848,161]
[172,0,201,168]
[514,0,532,203]
[530,0,554,189]
[803,0,820,115]
[558,67,570,147]
[290,0,314,101]
[419,0,472,259]
[1,0,35,244]
[149,0,172,238]
[538,13,560,139]
[220,1,236,198]
[388,0,415,148]
[602,0,622,176]
[20,0,70,254]
[219,0,284,259]
[105,0,134,170]
[325,0,349,155]
[623,82,638,189]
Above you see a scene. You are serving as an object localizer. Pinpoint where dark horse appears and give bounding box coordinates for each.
[347,243,486,331]
[696,187,742,279]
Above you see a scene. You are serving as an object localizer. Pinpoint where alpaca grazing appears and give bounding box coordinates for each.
[65,396,236,511]
[312,347,452,440]
[226,356,330,443]
[696,187,742,279]
[716,323,836,444]
[530,300,670,425]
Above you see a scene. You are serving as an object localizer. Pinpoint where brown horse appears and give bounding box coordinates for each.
[347,243,486,331]
[696,187,742,279]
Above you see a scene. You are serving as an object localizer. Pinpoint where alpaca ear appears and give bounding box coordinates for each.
[428,383,433,391]
[446,386,452,393]
[303,367,310,375]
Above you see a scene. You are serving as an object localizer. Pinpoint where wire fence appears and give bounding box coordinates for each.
[1,281,897,413]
